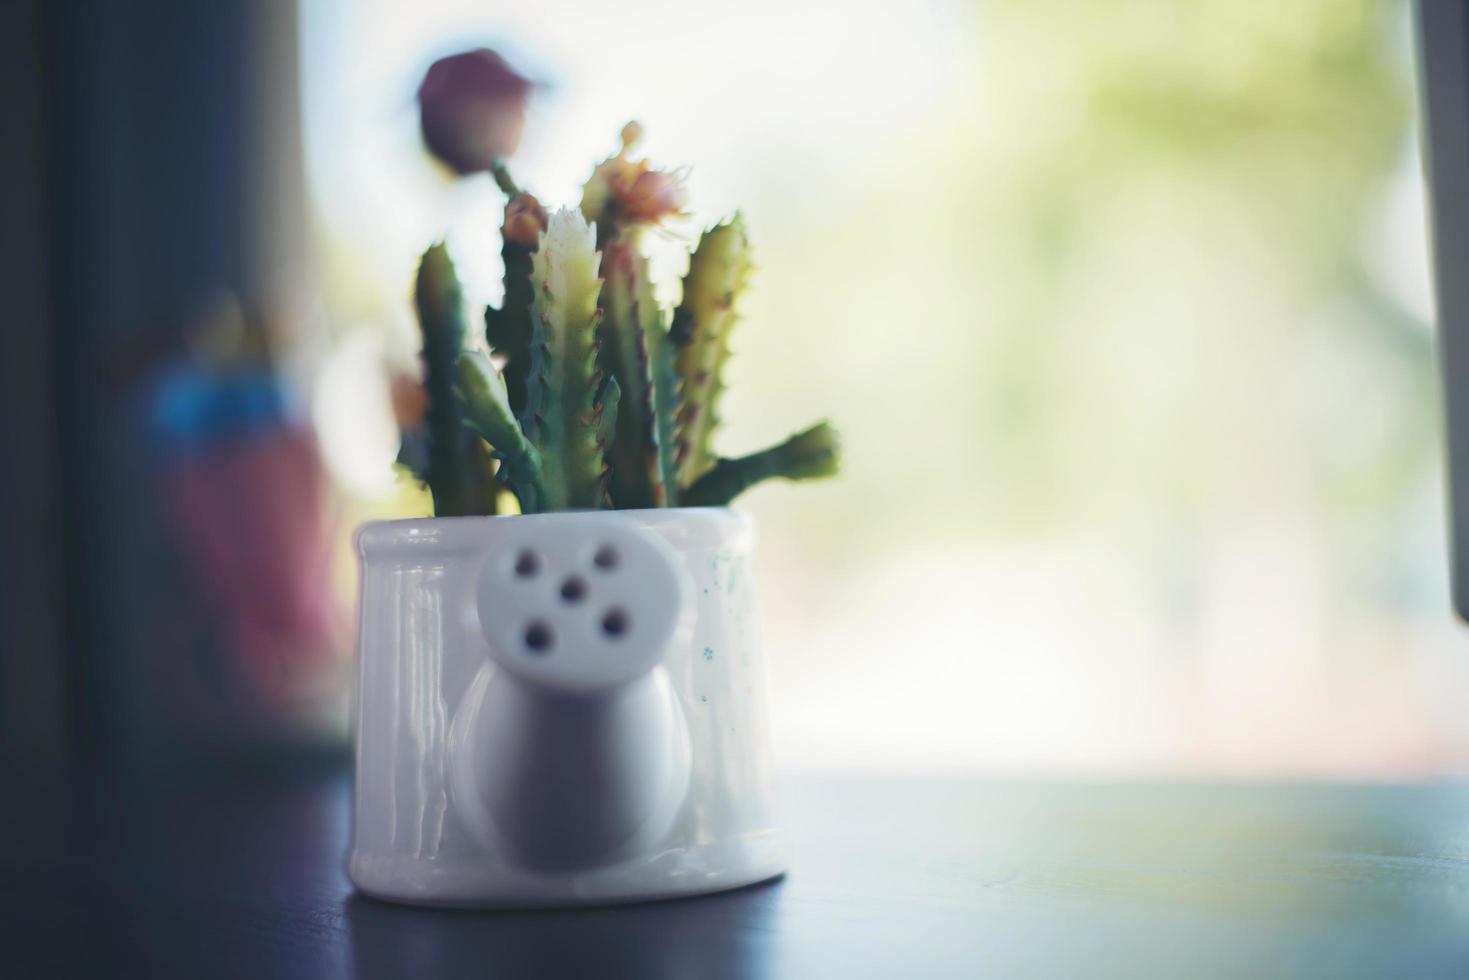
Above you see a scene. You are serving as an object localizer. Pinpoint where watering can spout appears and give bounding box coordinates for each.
[451,517,694,870]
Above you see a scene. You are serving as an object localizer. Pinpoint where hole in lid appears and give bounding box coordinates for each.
[514,550,542,578]
[592,545,620,571]
[601,607,630,639]
[560,576,587,603]
[523,620,555,653]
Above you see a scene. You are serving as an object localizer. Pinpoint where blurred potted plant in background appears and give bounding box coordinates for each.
[145,300,349,751]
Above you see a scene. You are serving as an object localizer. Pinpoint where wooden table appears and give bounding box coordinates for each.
[5,768,1469,978]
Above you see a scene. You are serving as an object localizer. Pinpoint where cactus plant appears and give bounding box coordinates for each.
[524,208,620,510]
[484,190,544,417]
[599,238,681,508]
[411,243,495,516]
[403,116,838,516]
[670,216,752,487]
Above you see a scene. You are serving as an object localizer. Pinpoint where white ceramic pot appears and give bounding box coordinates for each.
[348,508,784,907]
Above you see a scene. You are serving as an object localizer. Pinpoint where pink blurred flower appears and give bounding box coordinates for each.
[619,169,689,224]
[163,428,345,710]
[581,123,689,235]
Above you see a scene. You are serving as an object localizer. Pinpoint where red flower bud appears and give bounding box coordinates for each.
[417,49,532,175]
[503,192,549,249]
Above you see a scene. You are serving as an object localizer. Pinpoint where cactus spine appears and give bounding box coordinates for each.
[524,208,619,510]
[671,216,752,486]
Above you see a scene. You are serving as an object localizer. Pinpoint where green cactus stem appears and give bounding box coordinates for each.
[415,242,485,516]
[598,238,681,509]
[594,373,622,475]
[485,239,535,416]
[410,135,838,516]
[671,215,752,487]
[682,421,840,507]
[455,350,545,510]
[523,208,619,510]
[490,160,519,196]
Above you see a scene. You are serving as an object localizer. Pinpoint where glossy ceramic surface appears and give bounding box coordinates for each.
[348,508,784,907]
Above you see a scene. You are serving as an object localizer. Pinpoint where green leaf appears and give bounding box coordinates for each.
[454,350,544,510]
[456,350,523,451]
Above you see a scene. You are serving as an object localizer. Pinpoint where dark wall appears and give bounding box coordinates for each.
[1,0,305,780]
[0,0,67,780]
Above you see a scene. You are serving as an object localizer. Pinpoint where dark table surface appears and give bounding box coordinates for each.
[5,765,1469,979]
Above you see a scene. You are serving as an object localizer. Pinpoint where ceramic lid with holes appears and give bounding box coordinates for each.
[474,515,694,695]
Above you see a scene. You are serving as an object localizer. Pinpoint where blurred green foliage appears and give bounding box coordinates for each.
[733,0,1430,577]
